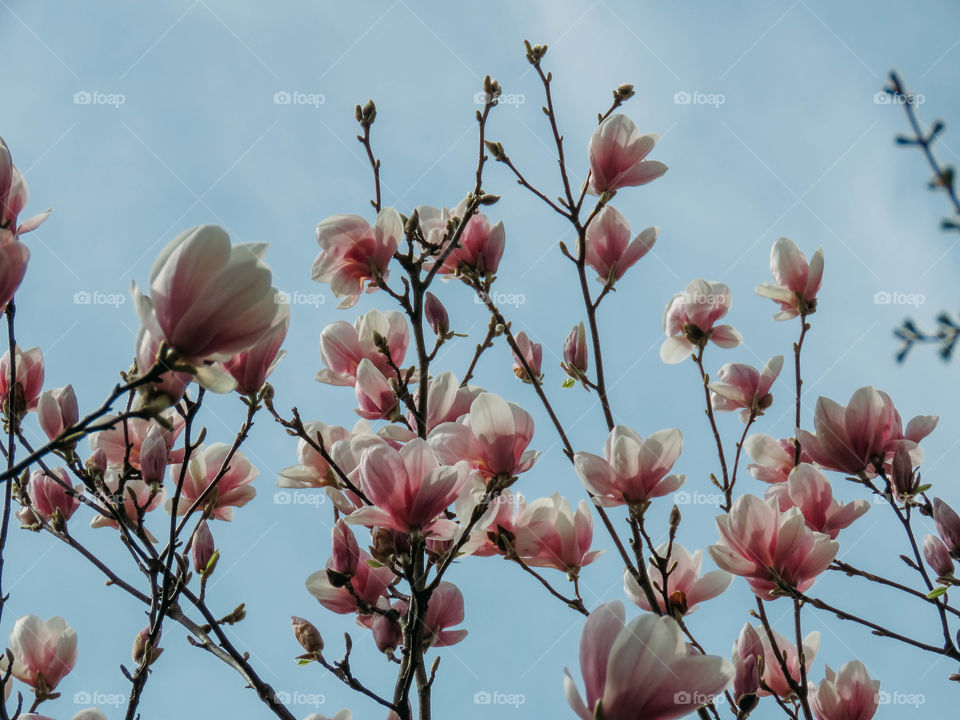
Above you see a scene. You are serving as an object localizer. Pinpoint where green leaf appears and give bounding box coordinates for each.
[561,378,575,388]
[927,586,948,599]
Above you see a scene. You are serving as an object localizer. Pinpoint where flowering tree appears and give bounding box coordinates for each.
[0,41,956,720]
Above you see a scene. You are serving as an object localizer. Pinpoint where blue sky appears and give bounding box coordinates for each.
[3,1,960,718]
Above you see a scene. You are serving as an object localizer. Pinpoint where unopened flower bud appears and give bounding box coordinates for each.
[934,498,960,557]
[891,444,918,499]
[291,616,323,655]
[139,425,168,485]
[331,519,359,578]
[733,623,762,713]
[562,322,588,378]
[192,519,218,577]
[37,385,79,443]
[614,83,635,101]
[85,449,107,481]
[511,332,543,384]
[924,534,955,578]
[424,292,450,337]
[132,626,164,666]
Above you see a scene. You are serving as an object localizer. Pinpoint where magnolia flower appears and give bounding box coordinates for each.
[660,280,741,363]
[37,384,79,441]
[139,425,169,485]
[345,439,468,538]
[512,331,543,383]
[21,468,81,524]
[924,534,955,578]
[744,434,810,484]
[9,614,78,690]
[562,322,589,380]
[512,493,603,572]
[810,660,880,720]
[0,240,29,314]
[429,392,539,480]
[765,464,869,540]
[304,712,352,720]
[422,581,468,648]
[192,519,217,577]
[167,443,258,521]
[223,302,289,394]
[91,473,166,535]
[583,206,656,285]
[757,626,819,698]
[587,114,668,195]
[708,494,838,597]
[564,602,733,720]
[313,208,402,308]
[424,292,449,336]
[131,285,193,400]
[316,309,409,386]
[89,412,184,470]
[0,344,44,413]
[795,386,937,475]
[573,426,684,506]
[418,199,505,276]
[147,224,281,362]
[354,358,398,421]
[306,545,394,614]
[624,543,731,615]
[72,711,108,720]
[732,624,763,715]
[756,237,824,320]
[710,356,783,422]
[277,421,355,488]
[0,137,51,239]
[933,498,960,557]
[371,601,403,654]
[407,371,483,435]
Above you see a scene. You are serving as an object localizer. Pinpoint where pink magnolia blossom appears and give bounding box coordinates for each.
[624,543,731,615]
[330,519,360,578]
[0,239,29,314]
[37,384,79,441]
[370,601,403,654]
[795,386,937,475]
[423,581,468,648]
[223,302,289,394]
[139,425,168,485]
[91,472,166,534]
[0,344,44,413]
[20,468,81,524]
[583,205,656,285]
[564,601,733,720]
[512,493,603,572]
[924,534,955,578]
[933,498,960,557]
[9,614,78,690]
[345,439,468,538]
[147,224,282,362]
[573,426,684,506]
[424,291,449,336]
[306,545,394,614]
[756,626,819,698]
[708,494,838,597]
[405,372,483,435]
[587,114,668,195]
[418,199,505,276]
[0,138,51,239]
[511,331,543,383]
[810,660,880,720]
[131,286,193,400]
[192,519,217,576]
[72,711,108,720]
[167,443,258,521]
[89,412,184,471]
[745,434,810,484]
[316,309,409,386]
[354,358,398,421]
[756,237,824,320]
[278,421,355,488]
[710,356,783,422]
[660,280,741,364]
[454,485,525,557]
[562,322,589,379]
[732,623,763,713]
[312,208,402,307]
[764,464,869,540]
[429,392,539,480]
